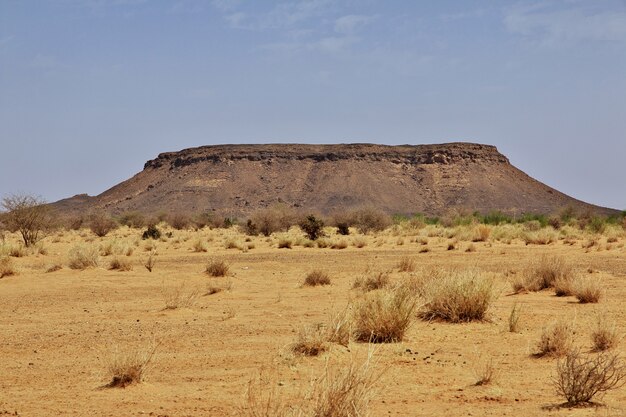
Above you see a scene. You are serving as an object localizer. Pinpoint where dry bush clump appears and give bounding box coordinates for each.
[352,271,390,292]
[309,355,381,417]
[592,318,619,352]
[508,302,522,333]
[573,276,603,304]
[168,213,191,230]
[0,256,16,278]
[205,258,230,277]
[9,245,27,258]
[326,309,351,347]
[522,229,557,245]
[353,288,416,343]
[554,350,626,406]
[105,342,158,388]
[277,239,292,249]
[192,239,208,253]
[472,225,491,242]
[420,269,497,323]
[290,324,330,356]
[473,355,498,386]
[162,283,199,310]
[537,320,575,358]
[109,257,133,271]
[352,237,367,248]
[397,257,416,272]
[68,244,100,270]
[515,255,573,293]
[45,263,63,273]
[351,207,392,234]
[303,270,331,287]
[88,212,118,237]
[206,279,233,295]
[330,240,348,250]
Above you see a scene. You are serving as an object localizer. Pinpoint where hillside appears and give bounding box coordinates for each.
[52,143,616,217]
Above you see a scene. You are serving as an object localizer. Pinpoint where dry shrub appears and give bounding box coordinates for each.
[9,245,27,258]
[291,324,329,356]
[88,212,117,237]
[277,239,292,249]
[105,342,158,388]
[326,309,351,347]
[310,355,380,417]
[316,239,329,249]
[473,355,498,386]
[353,288,416,343]
[330,240,348,250]
[465,243,476,252]
[352,237,367,248]
[303,270,331,287]
[144,251,156,272]
[192,239,208,253]
[508,302,522,333]
[553,274,577,297]
[162,283,199,310]
[45,263,63,273]
[68,244,99,270]
[109,257,132,271]
[205,258,230,277]
[517,255,572,293]
[248,206,296,237]
[353,271,390,292]
[472,225,491,242]
[574,277,603,304]
[351,207,392,234]
[206,278,233,295]
[397,257,416,272]
[420,269,497,323]
[523,229,557,245]
[0,256,16,278]
[592,318,619,352]
[554,350,626,406]
[225,239,243,250]
[168,213,191,230]
[537,320,575,358]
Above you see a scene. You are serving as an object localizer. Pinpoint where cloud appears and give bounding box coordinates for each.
[504,2,626,44]
[334,14,375,34]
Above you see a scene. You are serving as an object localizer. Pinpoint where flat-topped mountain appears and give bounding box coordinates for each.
[53,143,616,217]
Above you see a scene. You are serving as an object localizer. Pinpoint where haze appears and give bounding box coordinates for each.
[1,0,625,210]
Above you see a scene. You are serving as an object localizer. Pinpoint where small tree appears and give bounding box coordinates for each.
[88,212,118,237]
[300,215,325,240]
[1,193,52,247]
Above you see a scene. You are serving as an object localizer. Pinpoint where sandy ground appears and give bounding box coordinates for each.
[1,225,625,417]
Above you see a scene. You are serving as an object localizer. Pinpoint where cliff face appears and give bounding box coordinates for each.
[52,143,616,217]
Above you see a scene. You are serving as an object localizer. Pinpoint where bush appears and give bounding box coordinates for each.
[0,256,16,278]
[277,238,292,249]
[330,240,347,249]
[68,245,99,270]
[508,303,522,333]
[1,193,52,247]
[162,283,199,310]
[89,212,117,237]
[205,258,229,277]
[472,225,491,242]
[303,270,331,287]
[592,318,619,352]
[290,324,329,356]
[420,269,497,323]
[397,257,416,272]
[142,225,161,240]
[300,215,325,240]
[517,255,573,292]
[352,271,390,292]
[554,350,626,405]
[352,208,392,234]
[574,277,603,303]
[105,342,158,388]
[109,257,132,271]
[168,213,191,230]
[353,288,416,343]
[336,222,350,236]
[537,320,575,358]
[118,212,146,229]
[249,206,295,237]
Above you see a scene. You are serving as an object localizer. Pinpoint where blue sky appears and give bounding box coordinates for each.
[1,0,625,209]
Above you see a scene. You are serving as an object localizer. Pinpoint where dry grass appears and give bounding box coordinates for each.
[206,279,233,295]
[554,350,626,406]
[472,225,491,242]
[277,239,292,249]
[303,270,331,287]
[536,320,575,358]
[144,251,156,272]
[0,256,16,278]
[290,324,329,356]
[9,245,27,258]
[420,269,497,323]
[45,263,63,273]
[508,302,522,333]
[68,244,100,270]
[205,258,230,277]
[516,255,572,293]
[353,288,416,343]
[573,276,603,304]
[105,342,159,388]
[192,239,208,252]
[162,283,199,310]
[473,355,497,386]
[591,318,619,352]
[330,240,348,250]
[109,257,133,271]
[352,271,390,292]
[397,257,416,272]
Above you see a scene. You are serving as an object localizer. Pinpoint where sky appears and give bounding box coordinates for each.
[1,0,625,210]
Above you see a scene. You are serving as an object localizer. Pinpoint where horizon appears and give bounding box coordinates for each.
[1,1,625,210]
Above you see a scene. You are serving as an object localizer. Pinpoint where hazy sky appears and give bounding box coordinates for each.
[1,0,625,210]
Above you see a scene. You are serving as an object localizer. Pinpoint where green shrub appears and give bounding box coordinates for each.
[300,215,325,240]
[142,225,161,240]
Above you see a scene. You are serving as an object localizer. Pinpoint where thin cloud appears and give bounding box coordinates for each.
[504,2,626,44]
[334,14,375,34]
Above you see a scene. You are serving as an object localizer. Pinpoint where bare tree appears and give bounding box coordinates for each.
[1,193,52,247]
